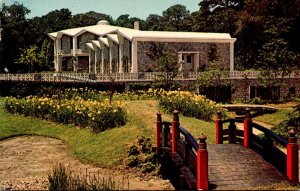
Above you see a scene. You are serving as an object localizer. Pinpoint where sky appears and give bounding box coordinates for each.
[1,0,201,19]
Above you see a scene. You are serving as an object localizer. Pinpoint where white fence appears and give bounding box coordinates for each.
[0,71,300,82]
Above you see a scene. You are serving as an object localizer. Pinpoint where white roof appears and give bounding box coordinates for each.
[91,40,101,49]
[48,22,235,42]
[133,31,231,40]
[86,43,94,51]
[106,34,119,44]
[99,37,109,46]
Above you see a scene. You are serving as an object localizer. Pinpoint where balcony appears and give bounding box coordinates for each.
[57,49,71,56]
[70,49,88,55]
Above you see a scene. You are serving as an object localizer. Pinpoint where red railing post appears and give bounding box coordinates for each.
[243,108,252,148]
[287,129,299,184]
[172,110,180,158]
[156,112,162,154]
[215,112,223,144]
[197,134,209,190]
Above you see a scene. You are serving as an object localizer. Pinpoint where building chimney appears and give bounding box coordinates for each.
[134,21,140,30]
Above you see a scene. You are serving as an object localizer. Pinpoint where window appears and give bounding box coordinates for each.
[77,36,82,49]
[187,55,192,63]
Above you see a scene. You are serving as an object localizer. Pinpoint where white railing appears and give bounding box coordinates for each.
[1,71,300,82]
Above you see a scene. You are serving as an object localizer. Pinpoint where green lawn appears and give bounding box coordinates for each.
[253,103,295,126]
[0,97,215,168]
[253,109,290,125]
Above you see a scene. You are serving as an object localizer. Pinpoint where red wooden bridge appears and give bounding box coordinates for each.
[155,110,299,190]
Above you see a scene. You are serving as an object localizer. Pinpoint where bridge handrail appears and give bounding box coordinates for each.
[178,125,199,151]
[252,122,288,147]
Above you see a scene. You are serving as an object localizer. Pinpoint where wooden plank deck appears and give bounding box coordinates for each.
[208,144,287,190]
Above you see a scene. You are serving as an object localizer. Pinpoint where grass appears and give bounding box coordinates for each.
[0,97,215,168]
[253,109,290,125]
[253,103,296,126]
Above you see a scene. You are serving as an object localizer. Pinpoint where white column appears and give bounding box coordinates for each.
[109,47,113,73]
[131,40,138,73]
[54,39,57,71]
[72,37,77,56]
[230,42,234,72]
[94,47,98,74]
[55,38,61,72]
[178,53,183,72]
[119,44,124,73]
[89,52,91,73]
[194,53,199,72]
[101,49,104,73]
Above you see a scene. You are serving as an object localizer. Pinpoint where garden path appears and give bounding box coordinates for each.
[0,136,173,190]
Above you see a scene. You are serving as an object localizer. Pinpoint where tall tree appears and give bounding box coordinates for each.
[162,4,190,31]
[145,14,163,31]
[0,2,30,72]
[69,11,114,27]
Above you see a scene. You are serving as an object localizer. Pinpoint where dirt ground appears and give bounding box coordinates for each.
[0,136,173,190]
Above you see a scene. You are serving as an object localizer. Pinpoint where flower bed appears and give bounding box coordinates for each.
[158,90,226,121]
[4,95,126,132]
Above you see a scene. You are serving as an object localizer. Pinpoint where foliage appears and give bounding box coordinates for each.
[194,0,300,70]
[158,90,227,121]
[144,14,163,31]
[69,11,114,27]
[156,48,180,90]
[196,61,230,101]
[48,163,121,191]
[272,104,300,139]
[15,45,41,72]
[0,2,31,72]
[161,4,190,31]
[0,96,216,167]
[4,95,126,132]
[125,136,160,175]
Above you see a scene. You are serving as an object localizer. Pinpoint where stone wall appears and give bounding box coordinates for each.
[230,78,300,101]
[137,41,230,72]
[123,39,131,72]
[102,47,109,73]
[81,32,97,53]
[61,35,72,54]
[112,42,119,72]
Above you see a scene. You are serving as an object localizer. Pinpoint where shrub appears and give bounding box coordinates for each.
[158,90,227,121]
[48,163,122,190]
[125,137,160,175]
[4,95,126,133]
[272,104,300,140]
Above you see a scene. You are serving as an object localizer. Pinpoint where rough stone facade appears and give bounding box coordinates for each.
[102,47,109,73]
[230,78,300,101]
[61,35,72,54]
[80,32,98,53]
[137,41,230,72]
[123,39,131,72]
[112,42,119,72]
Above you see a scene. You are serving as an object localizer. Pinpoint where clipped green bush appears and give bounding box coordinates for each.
[158,90,227,121]
[4,95,126,133]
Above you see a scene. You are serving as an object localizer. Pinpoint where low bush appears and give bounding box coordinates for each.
[272,104,300,140]
[125,136,160,175]
[4,95,126,132]
[158,90,227,121]
[48,163,122,190]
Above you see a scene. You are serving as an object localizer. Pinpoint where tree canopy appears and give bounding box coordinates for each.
[0,0,299,73]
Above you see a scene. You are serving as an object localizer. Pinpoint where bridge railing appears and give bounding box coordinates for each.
[1,70,300,82]
[216,111,299,184]
[156,111,208,190]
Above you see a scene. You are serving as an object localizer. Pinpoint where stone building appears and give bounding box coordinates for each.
[48,20,236,74]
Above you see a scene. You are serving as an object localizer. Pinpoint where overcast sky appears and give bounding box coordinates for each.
[2,0,201,19]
